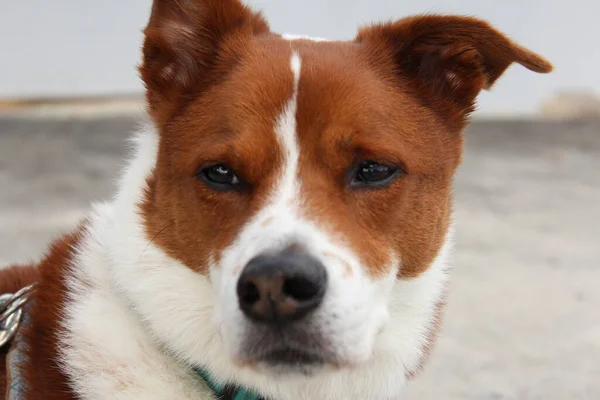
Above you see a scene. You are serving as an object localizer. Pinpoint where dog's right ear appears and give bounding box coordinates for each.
[140,0,269,124]
[356,15,552,131]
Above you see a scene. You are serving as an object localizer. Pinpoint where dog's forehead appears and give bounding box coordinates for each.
[222,37,367,112]
[209,36,456,173]
[238,37,384,109]
[172,34,457,183]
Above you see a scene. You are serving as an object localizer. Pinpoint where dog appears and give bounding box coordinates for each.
[0,0,552,398]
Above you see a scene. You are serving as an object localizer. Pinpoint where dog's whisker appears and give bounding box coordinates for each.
[137,222,173,262]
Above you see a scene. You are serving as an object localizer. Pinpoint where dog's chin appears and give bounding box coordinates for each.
[226,315,379,376]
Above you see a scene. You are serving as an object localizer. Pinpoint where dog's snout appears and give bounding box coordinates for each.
[237,249,327,323]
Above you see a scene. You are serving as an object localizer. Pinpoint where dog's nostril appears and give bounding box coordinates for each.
[282,277,320,301]
[239,281,260,305]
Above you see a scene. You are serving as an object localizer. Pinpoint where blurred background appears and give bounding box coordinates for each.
[1,1,599,399]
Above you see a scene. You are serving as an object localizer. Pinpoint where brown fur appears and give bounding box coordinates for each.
[141,35,295,274]
[1,228,84,400]
[0,265,39,295]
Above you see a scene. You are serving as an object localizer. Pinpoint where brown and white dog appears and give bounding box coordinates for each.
[0,1,552,399]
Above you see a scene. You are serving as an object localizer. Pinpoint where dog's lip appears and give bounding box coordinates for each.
[258,346,326,365]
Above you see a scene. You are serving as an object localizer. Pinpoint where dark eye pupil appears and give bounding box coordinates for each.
[203,164,236,184]
[357,162,394,182]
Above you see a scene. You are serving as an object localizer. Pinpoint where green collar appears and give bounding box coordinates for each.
[194,368,266,400]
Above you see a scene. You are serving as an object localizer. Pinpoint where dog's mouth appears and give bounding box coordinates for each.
[258,346,325,366]
[239,345,336,375]
[237,325,340,373]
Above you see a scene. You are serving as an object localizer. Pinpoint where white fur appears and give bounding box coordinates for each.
[57,51,452,400]
[282,33,330,42]
[59,128,213,399]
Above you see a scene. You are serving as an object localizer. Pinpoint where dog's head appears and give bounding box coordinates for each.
[117,0,551,395]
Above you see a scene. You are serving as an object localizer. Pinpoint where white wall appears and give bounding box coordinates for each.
[1,0,598,115]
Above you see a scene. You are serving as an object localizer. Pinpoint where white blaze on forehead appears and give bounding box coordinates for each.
[291,52,301,87]
[271,51,302,209]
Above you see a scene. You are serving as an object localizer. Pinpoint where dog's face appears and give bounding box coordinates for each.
[143,37,460,370]
[129,0,551,389]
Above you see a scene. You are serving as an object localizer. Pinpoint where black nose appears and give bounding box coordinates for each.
[237,248,327,323]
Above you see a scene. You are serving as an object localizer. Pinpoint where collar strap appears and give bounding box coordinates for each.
[2,287,36,400]
[194,368,266,400]
[1,285,35,349]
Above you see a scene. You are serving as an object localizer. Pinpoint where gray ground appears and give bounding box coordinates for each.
[0,115,598,399]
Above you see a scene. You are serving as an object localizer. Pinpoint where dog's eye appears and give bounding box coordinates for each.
[351,161,399,187]
[199,164,240,188]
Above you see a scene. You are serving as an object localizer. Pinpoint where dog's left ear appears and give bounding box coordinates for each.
[356,15,553,129]
[140,0,270,125]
